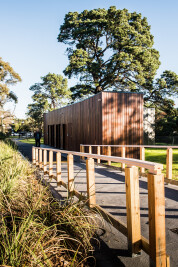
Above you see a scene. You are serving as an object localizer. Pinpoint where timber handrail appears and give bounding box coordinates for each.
[32,146,170,266]
[33,146,163,175]
[80,144,178,184]
[81,144,178,148]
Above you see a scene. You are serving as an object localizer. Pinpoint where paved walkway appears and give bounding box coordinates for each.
[15,140,178,267]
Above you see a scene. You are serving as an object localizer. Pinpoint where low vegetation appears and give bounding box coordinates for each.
[0,141,97,266]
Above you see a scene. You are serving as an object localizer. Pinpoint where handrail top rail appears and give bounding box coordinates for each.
[80,144,178,149]
[33,146,163,174]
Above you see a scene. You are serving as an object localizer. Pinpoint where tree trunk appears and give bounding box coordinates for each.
[51,98,56,110]
[95,86,103,94]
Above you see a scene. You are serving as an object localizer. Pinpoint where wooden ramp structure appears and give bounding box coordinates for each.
[33,146,172,267]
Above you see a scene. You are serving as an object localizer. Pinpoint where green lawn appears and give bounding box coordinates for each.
[20,137,44,145]
[145,148,178,180]
[111,148,178,180]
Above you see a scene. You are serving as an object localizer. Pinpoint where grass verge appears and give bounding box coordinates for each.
[0,141,97,266]
[20,137,44,145]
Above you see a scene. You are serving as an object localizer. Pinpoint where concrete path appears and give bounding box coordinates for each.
[15,139,33,161]
[15,140,178,267]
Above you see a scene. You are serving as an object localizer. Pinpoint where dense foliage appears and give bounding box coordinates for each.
[155,107,178,136]
[27,73,71,130]
[58,6,178,110]
[0,57,21,108]
[58,7,160,98]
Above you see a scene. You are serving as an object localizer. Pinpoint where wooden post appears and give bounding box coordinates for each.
[49,150,53,178]
[97,146,100,164]
[80,145,83,160]
[125,166,141,256]
[35,148,39,166]
[166,256,170,267]
[43,150,47,173]
[80,145,85,160]
[148,172,166,267]
[89,145,92,154]
[86,158,96,208]
[121,147,126,170]
[67,154,74,194]
[39,149,42,169]
[80,145,82,159]
[56,152,61,186]
[166,148,172,180]
[32,147,36,165]
[107,146,111,165]
[140,147,145,174]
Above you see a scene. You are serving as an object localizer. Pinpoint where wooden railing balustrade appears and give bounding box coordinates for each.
[32,146,170,267]
[80,144,178,185]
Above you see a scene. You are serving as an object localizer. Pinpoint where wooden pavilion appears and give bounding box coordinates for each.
[43,91,143,158]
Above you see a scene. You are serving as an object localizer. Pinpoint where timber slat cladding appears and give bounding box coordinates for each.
[44,92,143,158]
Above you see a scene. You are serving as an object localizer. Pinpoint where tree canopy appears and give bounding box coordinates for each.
[27,73,71,130]
[29,73,70,110]
[0,57,21,108]
[155,107,178,137]
[144,70,178,108]
[27,93,48,131]
[58,6,178,109]
[58,6,160,99]
[12,118,35,133]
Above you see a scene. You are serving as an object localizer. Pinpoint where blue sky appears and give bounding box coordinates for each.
[1,0,178,118]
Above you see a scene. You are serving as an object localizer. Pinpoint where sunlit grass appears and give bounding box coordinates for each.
[20,137,44,145]
[145,148,178,180]
[9,135,19,139]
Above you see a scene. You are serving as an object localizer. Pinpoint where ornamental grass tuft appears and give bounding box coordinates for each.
[0,141,97,266]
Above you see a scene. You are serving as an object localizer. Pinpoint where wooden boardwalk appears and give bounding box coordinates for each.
[39,156,178,267]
